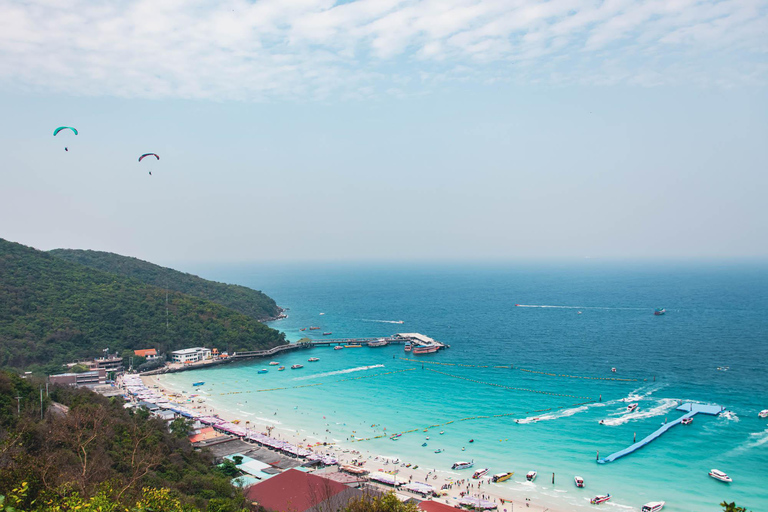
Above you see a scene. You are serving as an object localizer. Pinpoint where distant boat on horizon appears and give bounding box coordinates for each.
[655,308,666,316]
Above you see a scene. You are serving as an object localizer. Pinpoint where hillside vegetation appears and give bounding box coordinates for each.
[0,239,285,372]
[49,248,281,321]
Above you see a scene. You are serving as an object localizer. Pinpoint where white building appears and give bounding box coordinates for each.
[171,347,212,364]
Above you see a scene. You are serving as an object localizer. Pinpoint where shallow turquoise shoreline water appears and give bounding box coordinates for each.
[164,262,768,511]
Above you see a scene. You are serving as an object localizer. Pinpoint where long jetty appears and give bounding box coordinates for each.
[597,403,724,464]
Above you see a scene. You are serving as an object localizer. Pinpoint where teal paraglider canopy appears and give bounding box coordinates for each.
[53,126,78,136]
[138,153,159,162]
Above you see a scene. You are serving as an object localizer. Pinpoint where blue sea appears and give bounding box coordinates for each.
[163,262,768,511]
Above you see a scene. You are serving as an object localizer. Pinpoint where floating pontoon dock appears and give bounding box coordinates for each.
[597,403,724,464]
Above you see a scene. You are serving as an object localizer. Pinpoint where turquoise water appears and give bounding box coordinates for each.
[165,262,768,511]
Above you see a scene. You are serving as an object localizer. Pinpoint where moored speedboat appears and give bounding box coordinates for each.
[278,366,285,371]
[472,468,489,479]
[574,476,584,487]
[323,332,332,335]
[526,470,537,481]
[368,338,389,347]
[404,342,412,352]
[451,460,474,470]
[291,364,304,369]
[708,469,732,482]
[681,417,693,425]
[590,494,611,505]
[257,369,268,374]
[611,367,617,373]
[269,361,279,365]
[309,326,320,330]
[308,357,320,362]
[759,409,768,418]
[492,472,513,483]
[627,403,638,412]
[192,381,205,387]
[642,502,665,512]
[334,346,344,350]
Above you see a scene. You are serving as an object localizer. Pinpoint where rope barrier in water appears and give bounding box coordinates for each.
[399,357,639,382]
[218,368,417,395]
[424,368,594,400]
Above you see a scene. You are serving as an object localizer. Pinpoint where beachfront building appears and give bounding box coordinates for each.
[243,469,369,512]
[134,348,158,360]
[171,347,212,364]
[87,355,124,372]
[49,368,107,387]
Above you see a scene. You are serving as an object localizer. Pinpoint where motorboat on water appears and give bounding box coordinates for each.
[627,403,638,412]
[257,369,268,374]
[269,361,279,365]
[308,357,320,362]
[300,328,306,331]
[451,461,474,470]
[334,346,344,350]
[422,442,428,447]
[574,476,584,487]
[439,431,445,435]
[472,468,489,479]
[654,308,666,315]
[759,409,768,418]
[709,469,732,482]
[291,364,304,369]
[278,366,285,371]
[309,326,320,330]
[492,472,513,483]
[435,449,443,454]
[682,417,693,425]
[404,342,412,352]
[526,471,537,482]
[598,420,606,425]
[590,494,611,505]
[611,367,617,373]
[323,332,332,336]
[345,344,362,348]
[192,382,205,387]
[642,502,665,512]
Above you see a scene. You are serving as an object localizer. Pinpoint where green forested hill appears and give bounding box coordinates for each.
[49,248,281,321]
[0,239,286,371]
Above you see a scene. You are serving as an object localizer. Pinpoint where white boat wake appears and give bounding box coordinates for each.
[601,398,679,426]
[514,304,647,311]
[719,410,739,422]
[293,364,385,381]
[727,426,768,455]
[361,319,405,324]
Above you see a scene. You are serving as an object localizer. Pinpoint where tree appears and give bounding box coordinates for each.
[721,502,751,512]
[342,492,420,512]
[169,417,192,438]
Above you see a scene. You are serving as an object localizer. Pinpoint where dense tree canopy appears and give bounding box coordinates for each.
[0,239,286,373]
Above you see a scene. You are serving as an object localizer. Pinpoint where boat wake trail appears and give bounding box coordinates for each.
[293,364,385,381]
[516,402,607,424]
[601,398,679,426]
[727,426,768,455]
[361,319,405,324]
[514,304,647,311]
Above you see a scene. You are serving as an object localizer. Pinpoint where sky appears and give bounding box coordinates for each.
[1,0,767,264]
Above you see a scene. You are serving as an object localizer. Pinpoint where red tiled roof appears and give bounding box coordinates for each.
[134,349,157,357]
[244,469,349,512]
[419,500,459,512]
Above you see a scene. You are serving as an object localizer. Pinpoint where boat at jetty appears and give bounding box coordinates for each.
[404,342,411,352]
[642,502,665,512]
[345,344,362,348]
[472,468,489,479]
[368,338,388,347]
[526,470,537,481]
[759,409,768,418]
[257,369,268,374]
[590,494,611,505]
[709,469,732,482]
[412,344,439,355]
[681,417,693,425]
[627,403,638,412]
[492,472,513,483]
[655,308,666,316]
[334,346,344,350]
[574,476,584,487]
[291,364,304,369]
[192,382,204,387]
[451,461,474,470]
[308,357,319,362]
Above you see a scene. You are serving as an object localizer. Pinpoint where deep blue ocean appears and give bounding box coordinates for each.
[167,261,768,511]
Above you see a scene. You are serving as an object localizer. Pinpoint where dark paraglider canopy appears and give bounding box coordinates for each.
[138,153,159,162]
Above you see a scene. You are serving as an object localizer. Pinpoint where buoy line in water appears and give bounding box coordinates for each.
[218,368,416,395]
[424,368,594,400]
[398,357,639,382]
[349,400,596,443]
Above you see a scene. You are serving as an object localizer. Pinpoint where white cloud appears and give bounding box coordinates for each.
[0,0,765,100]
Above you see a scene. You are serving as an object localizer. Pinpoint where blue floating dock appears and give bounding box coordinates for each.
[597,403,723,464]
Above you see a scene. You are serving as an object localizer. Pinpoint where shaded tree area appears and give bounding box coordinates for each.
[0,371,246,511]
[0,239,286,373]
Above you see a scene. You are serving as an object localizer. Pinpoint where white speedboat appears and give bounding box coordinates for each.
[291,364,304,369]
[308,357,319,362]
[526,470,537,481]
[269,361,279,365]
[451,460,474,470]
[642,502,665,512]
[574,476,584,487]
[627,403,638,412]
[590,494,611,505]
[334,346,344,350]
[681,417,693,425]
[472,468,489,479]
[708,469,732,482]
[759,409,768,418]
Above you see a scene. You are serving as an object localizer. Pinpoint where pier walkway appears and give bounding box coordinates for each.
[597,403,724,464]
